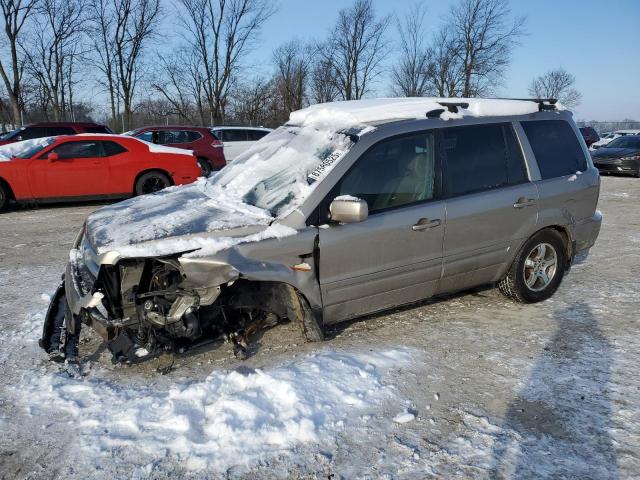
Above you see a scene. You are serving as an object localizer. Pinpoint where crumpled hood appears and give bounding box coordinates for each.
[87,178,275,256]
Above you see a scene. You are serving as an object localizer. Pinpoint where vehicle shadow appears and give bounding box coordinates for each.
[489,302,618,478]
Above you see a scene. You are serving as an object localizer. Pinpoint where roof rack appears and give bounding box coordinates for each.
[496,98,558,111]
[426,101,470,118]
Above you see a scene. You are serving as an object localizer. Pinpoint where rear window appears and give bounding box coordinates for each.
[442,123,526,197]
[248,130,269,141]
[522,120,587,179]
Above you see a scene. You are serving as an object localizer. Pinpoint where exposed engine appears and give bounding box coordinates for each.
[43,256,303,365]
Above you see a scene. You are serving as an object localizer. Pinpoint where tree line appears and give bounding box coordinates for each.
[0,0,591,133]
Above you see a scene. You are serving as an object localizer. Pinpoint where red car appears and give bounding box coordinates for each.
[0,134,201,211]
[125,126,225,175]
[0,122,112,146]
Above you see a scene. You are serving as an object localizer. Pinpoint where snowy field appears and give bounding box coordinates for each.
[0,176,639,479]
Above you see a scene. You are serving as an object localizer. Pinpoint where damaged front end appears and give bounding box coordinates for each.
[41,230,322,364]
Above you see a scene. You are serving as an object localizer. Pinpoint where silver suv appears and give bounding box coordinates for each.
[41,98,602,363]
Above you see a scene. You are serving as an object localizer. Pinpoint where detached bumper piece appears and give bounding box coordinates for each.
[39,278,80,361]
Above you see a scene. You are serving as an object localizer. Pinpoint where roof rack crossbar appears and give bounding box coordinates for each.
[437,101,470,113]
[492,97,558,112]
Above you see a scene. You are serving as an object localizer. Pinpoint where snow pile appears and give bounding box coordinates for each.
[289,98,563,128]
[17,348,413,473]
[0,136,55,161]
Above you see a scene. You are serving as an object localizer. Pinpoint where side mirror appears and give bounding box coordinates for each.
[15,135,22,142]
[329,196,368,224]
[47,152,59,162]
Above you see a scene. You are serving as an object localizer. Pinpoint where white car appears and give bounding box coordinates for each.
[591,129,640,150]
[210,126,272,161]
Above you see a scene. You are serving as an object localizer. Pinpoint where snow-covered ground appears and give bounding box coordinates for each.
[1,177,639,479]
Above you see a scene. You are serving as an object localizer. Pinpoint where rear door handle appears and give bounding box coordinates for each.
[412,218,441,231]
[513,197,536,209]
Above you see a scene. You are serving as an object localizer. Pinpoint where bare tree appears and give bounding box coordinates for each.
[23,0,86,121]
[528,68,582,109]
[174,0,274,125]
[273,40,311,119]
[448,0,525,97]
[322,0,390,100]
[88,0,161,131]
[0,0,38,126]
[424,27,465,97]
[153,49,207,124]
[309,53,338,104]
[229,76,276,127]
[391,3,430,97]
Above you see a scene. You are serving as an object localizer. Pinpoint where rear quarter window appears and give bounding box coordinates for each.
[522,120,587,179]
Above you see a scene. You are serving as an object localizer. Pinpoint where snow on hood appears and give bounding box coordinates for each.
[0,137,55,161]
[86,178,277,257]
[289,97,565,129]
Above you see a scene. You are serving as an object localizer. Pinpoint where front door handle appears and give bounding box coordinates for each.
[412,218,441,231]
[513,197,536,209]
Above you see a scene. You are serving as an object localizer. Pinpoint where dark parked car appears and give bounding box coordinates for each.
[579,127,600,148]
[126,126,226,175]
[0,122,112,146]
[591,135,640,177]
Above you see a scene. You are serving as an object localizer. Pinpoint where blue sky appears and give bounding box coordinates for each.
[164,0,640,120]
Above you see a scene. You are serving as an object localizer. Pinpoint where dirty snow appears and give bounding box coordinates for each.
[1,176,640,478]
[0,137,55,161]
[16,348,412,473]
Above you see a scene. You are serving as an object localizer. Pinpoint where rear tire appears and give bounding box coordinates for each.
[134,171,171,196]
[0,182,8,211]
[498,229,567,303]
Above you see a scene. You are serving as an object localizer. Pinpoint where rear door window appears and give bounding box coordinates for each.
[48,126,75,136]
[160,130,193,144]
[84,126,112,134]
[222,129,248,142]
[442,123,524,197]
[521,120,587,179]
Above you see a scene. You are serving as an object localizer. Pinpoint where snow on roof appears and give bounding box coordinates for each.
[289,97,564,129]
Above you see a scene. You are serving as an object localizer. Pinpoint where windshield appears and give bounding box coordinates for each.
[606,136,640,149]
[206,124,358,217]
[0,128,20,141]
[0,137,56,160]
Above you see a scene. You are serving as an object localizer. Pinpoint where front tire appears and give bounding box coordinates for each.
[135,171,171,196]
[0,183,8,211]
[498,229,567,303]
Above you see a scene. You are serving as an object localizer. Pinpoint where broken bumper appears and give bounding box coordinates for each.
[573,210,602,254]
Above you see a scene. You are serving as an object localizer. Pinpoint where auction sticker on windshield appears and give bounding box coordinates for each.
[307,149,347,184]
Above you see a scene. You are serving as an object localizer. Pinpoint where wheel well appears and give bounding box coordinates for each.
[132,168,173,194]
[533,225,572,269]
[0,177,15,200]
